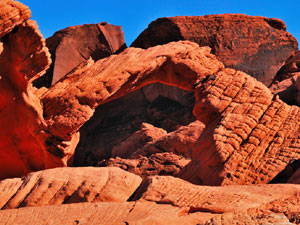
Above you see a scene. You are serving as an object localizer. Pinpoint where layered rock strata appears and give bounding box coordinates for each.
[0,167,141,209]
[0,168,299,224]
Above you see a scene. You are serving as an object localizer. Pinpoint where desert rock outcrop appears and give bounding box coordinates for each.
[0,0,52,180]
[40,40,300,186]
[270,50,300,105]
[0,171,299,224]
[0,0,31,37]
[1,1,300,223]
[131,15,298,85]
[73,83,196,167]
[40,41,222,173]
[0,167,142,209]
[34,22,127,87]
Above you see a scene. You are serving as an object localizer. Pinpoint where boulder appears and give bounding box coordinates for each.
[270,50,300,105]
[134,176,300,213]
[34,22,127,87]
[100,152,190,178]
[131,15,298,85]
[133,120,205,158]
[0,167,142,209]
[73,83,196,166]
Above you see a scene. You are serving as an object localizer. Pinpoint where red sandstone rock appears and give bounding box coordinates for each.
[0,202,211,225]
[131,15,298,85]
[34,22,126,87]
[0,167,142,209]
[134,176,300,213]
[73,83,196,166]
[273,50,300,82]
[40,41,300,185]
[100,152,190,178]
[0,201,295,225]
[41,41,222,172]
[0,13,52,179]
[134,120,205,158]
[1,2,300,186]
[0,173,299,224]
[111,123,167,158]
[0,0,31,37]
[270,50,300,105]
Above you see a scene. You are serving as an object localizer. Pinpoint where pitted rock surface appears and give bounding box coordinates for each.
[0,167,141,209]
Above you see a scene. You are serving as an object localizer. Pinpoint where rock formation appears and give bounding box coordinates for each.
[0,168,299,224]
[1,1,300,224]
[0,167,141,209]
[0,0,52,180]
[40,41,222,177]
[34,22,127,87]
[2,15,300,186]
[270,50,300,105]
[131,15,298,86]
[39,40,300,186]
[100,152,190,178]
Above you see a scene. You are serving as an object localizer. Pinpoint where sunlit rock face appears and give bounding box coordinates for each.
[34,22,127,87]
[0,0,52,179]
[270,50,300,105]
[131,15,298,86]
[1,1,300,224]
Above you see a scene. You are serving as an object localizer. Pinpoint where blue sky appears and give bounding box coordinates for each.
[22,0,300,47]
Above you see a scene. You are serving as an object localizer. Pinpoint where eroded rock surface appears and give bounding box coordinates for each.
[131,15,298,85]
[34,22,127,87]
[39,40,300,186]
[0,202,210,225]
[100,152,190,178]
[0,0,31,37]
[0,1,52,180]
[41,41,222,173]
[134,176,300,212]
[73,83,196,166]
[0,173,299,224]
[0,167,142,209]
[270,50,300,105]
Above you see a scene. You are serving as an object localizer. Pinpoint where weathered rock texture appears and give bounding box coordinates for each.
[0,201,295,225]
[73,83,196,167]
[0,0,31,37]
[100,152,190,178]
[0,172,299,224]
[0,167,141,209]
[270,50,300,105]
[131,15,298,85]
[40,41,221,176]
[97,121,203,178]
[39,40,300,186]
[0,0,52,180]
[134,176,300,213]
[0,202,210,225]
[34,22,127,87]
